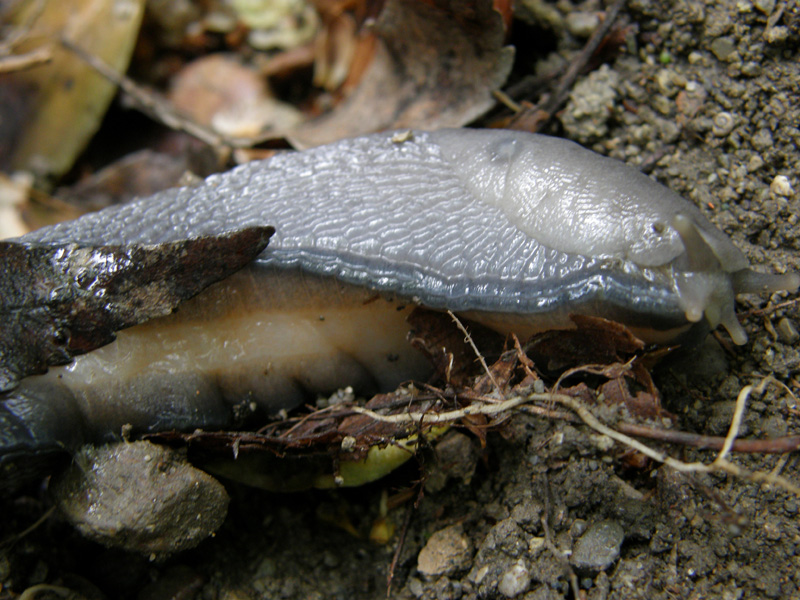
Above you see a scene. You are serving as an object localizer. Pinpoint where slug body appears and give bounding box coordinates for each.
[3,129,798,483]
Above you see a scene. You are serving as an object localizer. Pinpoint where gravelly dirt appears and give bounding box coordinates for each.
[2,1,799,599]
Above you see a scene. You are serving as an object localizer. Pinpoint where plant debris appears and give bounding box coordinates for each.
[288,0,514,148]
[0,0,145,179]
[0,226,273,391]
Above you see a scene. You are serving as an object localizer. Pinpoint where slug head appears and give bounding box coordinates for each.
[434,129,747,268]
[671,214,799,345]
[432,129,798,345]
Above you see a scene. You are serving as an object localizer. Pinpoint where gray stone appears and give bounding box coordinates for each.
[51,440,229,558]
[776,318,799,345]
[417,524,473,577]
[560,65,620,143]
[498,561,531,598]
[710,37,736,61]
[565,12,599,38]
[753,0,776,14]
[424,431,485,495]
[571,520,624,573]
[770,175,794,197]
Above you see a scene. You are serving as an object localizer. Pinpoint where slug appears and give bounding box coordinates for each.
[2,128,798,486]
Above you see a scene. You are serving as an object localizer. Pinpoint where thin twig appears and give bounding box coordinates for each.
[549,385,800,496]
[545,0,628,114]
[615,423,800,454]
[492,89,522,112]
[714,380,769,465]
[0,46,51,72]
[508,0,628,131]
[18,584,78,600]
[350,394,534,424]
[554,358,634,393]
[1,506,56,551]
[447,310,503,399]
[58,37,243,150]
[352,377,800,496]
[540,475,581,599]
[0,0,46,55]
[386,481,424,599]
[771,454,790,479]
[739,297,799,318]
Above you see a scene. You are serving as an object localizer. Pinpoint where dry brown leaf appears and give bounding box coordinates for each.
[526,314,646,373]
[55,149,190,213]
[289,0,513,148]
[0,227,273,391]
[408,308,483,387]
[598,377,662,419]
[0,0,145,179]
[168,54,303,138]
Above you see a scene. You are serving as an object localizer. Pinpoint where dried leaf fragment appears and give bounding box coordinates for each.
[0,226,274,391]
[289,0,514,148]
[168,54,303,138]
[0,0,146,179]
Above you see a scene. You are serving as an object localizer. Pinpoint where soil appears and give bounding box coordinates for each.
[2,0,799,599]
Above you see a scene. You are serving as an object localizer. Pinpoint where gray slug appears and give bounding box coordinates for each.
[3,128,798,484]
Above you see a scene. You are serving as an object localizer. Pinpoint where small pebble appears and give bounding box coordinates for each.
[751,128,773,151]
[528,537,545,555]
[469,565,490,585]
[570,519,588,538]
[753,0,776,13]
[747,154,764,172]
[408,578,425,598]
[391,130,414,143]
[571,520,624,573]
[565,12,599,38]
[764,26,789,43]
[417,525,473,577]
[498,561,531,598]
[776,318,799,345]
[710,37,736,60]
[655,69,677,95]
[51,441,229,557]
[741,62,761,77]
[770,175,794,197]
[684,80,704,96]
[784,499,798,515]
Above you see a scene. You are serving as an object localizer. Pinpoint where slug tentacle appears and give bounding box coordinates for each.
[671,213,723,272]
[731,269,800,296]
[669,213,744,343]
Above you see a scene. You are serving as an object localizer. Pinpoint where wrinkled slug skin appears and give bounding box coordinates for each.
[5,129,799,468]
